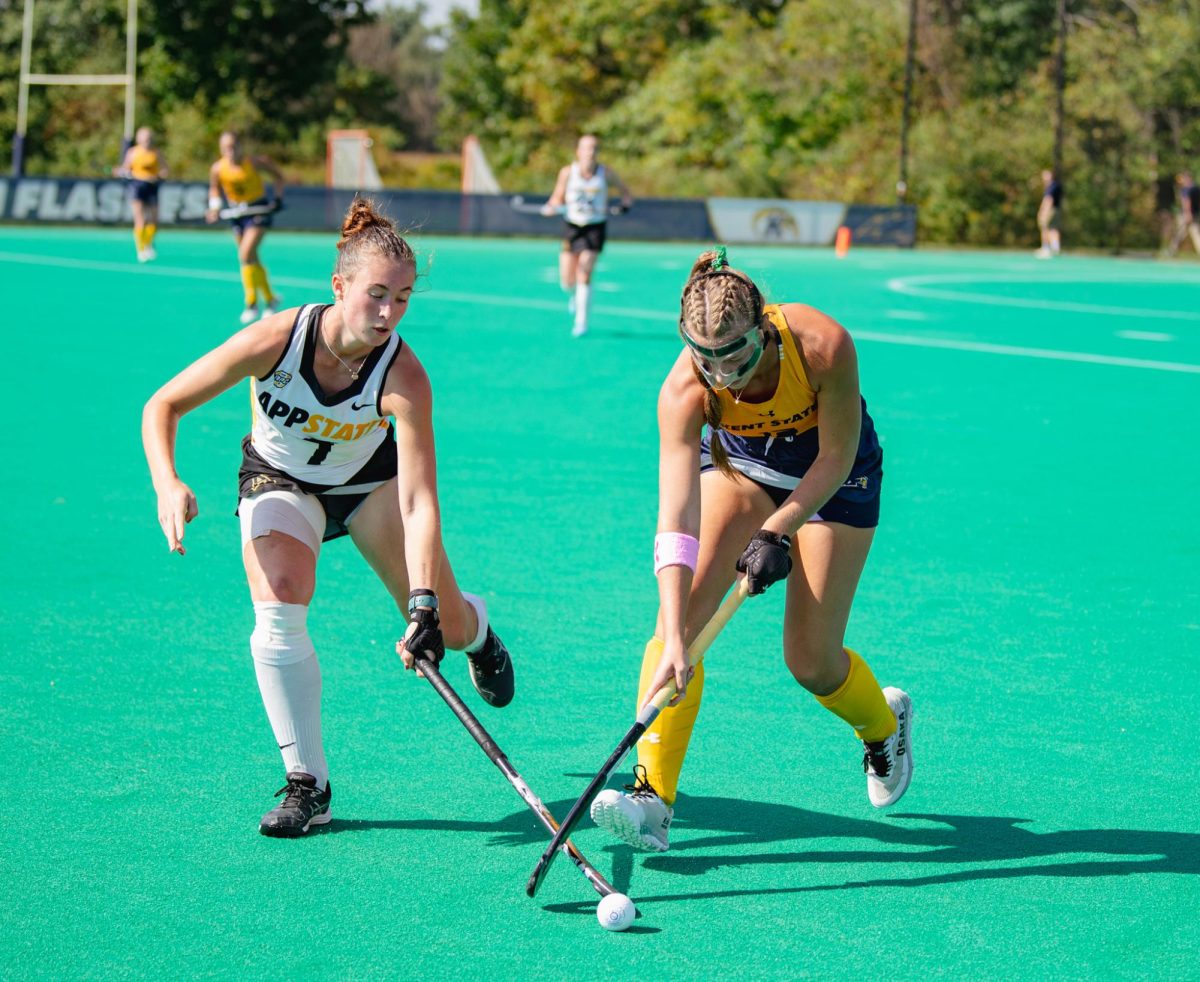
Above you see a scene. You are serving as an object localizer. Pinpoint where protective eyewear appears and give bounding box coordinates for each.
[681,325,765,390]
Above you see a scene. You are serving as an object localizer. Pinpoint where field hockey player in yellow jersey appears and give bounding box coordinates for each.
[590,247,913,852]
[143,198,516,837]
[114,126,168,262]
[207,131,286,324]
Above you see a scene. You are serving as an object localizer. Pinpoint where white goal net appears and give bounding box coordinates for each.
[326,130,384,190]
[461,135,501,194]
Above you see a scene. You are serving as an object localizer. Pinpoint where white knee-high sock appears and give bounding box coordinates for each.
[250,601,329,789]
[574,282,591,331]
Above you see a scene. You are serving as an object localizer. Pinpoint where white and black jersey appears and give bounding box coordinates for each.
[564,163,608,227]
[247,303,402,492]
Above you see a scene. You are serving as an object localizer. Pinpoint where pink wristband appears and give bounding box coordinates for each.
[654,532,700,574]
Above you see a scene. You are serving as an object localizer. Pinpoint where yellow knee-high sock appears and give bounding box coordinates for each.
[634,637,705,806]
[240,265,257,306]
[134,227,146,251]
[251,263,275,303]
[814,647,896,743]
[145,223,157,248]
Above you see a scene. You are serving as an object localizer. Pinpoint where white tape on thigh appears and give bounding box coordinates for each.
[240,489,324,556]
[461,592,489,653]
[250,601,315,666]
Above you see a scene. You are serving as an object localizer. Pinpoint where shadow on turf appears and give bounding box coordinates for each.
[324,793,1199,913]
[622,796,1200,905]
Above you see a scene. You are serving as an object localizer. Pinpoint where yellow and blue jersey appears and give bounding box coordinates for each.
[701,304,883,527]
[127,145,162,182]
[216,156,266,205]
[714,306,820,438]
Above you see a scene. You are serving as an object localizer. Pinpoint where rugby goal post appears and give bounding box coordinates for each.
[13,0,139,176]
[326,129,384,190]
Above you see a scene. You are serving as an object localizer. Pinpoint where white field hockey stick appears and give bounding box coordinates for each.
[217,199,283,220]
[525,577,752,898]
[413,655,617,901]
[509,195,631,218]
[509,195,565,216]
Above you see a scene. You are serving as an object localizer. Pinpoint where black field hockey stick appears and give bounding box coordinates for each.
[413,655,617,901]
[525,577,751,898]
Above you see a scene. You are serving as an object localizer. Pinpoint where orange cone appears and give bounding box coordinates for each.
[835,225,852,258]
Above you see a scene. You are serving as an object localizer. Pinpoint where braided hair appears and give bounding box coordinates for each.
[679,247,764,477]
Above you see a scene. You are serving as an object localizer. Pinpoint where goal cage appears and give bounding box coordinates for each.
[326,130,383,190]
[461,135,501,194]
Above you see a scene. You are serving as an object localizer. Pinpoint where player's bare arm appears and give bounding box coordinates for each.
[544,165,571,212]
[142,314,293,554]
[381,350,444,667]
[647,356,706,705]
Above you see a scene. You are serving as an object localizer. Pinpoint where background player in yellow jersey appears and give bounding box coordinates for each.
[114,126,168,262]
[207,130,286,324]
[590,247,913,852]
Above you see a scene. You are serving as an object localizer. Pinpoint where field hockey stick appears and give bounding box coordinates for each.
[217,199,283,220]
[525,576,752,898]
[509,195,565,216]
[413,655,617,901]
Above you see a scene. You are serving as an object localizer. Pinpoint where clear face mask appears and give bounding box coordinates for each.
[681,325,765,391]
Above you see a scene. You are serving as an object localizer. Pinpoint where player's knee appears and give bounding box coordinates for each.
[249,566,311,604]
[783,640,844,693]
[250,601,314,666]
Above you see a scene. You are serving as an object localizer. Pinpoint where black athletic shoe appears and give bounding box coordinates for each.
[466,628,515,708]
[259,772,332,838]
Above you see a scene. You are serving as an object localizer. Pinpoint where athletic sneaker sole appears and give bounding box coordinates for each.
[590,794,668,852]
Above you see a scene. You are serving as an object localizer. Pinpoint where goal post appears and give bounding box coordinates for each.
[12,0,139,176]
[461,135,501,194]
[326,129,384,190]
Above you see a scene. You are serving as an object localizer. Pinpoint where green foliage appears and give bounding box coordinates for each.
[439,0,1200,247]
[341,5,446,151]
[6,0,1200,247]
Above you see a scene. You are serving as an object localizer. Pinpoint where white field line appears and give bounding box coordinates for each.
[5,250,1198,372]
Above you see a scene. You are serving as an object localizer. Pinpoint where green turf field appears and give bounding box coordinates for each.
[2,225,1197,978]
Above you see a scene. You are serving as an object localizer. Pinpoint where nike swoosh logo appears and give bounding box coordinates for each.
[278,742,296,750]
[351,400,373,411]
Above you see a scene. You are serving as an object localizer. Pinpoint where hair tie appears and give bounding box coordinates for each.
[710,245,728,270]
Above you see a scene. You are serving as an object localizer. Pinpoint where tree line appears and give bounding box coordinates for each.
[2,0,1198,249]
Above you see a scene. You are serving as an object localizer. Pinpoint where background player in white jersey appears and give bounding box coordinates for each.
[543,134,633,337]
[142,198,516,838]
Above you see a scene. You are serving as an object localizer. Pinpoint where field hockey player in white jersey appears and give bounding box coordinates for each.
[142,197,516,838]
[543,133,633,338]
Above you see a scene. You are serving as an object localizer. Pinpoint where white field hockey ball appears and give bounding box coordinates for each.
[596,892,636,931]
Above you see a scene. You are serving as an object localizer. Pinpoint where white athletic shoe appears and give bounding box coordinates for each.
[571,322,588,338]
[264,297,281,317]
[136,248,149,263]
[863,687,913,808]
[240,305,260,325]
[1034,247,1052,259]
[142,245,157,262]
[590,765,672,851]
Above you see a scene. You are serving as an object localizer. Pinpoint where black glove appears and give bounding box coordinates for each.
[735,530,793,595]
[403,591,444,667]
